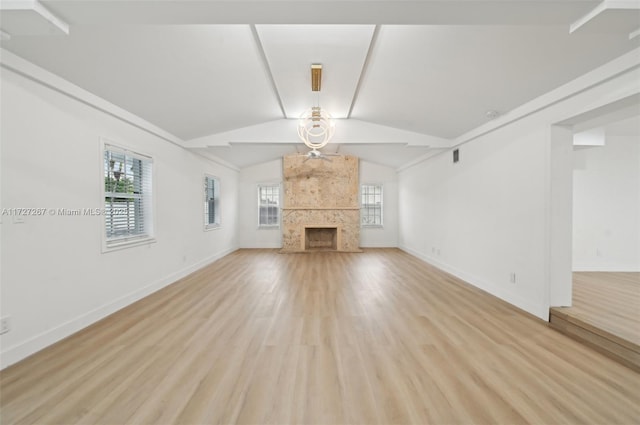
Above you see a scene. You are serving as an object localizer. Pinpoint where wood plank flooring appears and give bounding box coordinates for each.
[550,272,640,372]
[1,249,639,424]
[561,272,639,345]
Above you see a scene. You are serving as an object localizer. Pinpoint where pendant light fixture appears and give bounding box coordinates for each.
[297,64,335,150]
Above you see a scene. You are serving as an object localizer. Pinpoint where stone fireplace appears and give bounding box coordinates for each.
[281,154,361,253]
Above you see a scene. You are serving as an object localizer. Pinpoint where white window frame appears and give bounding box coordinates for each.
[257,183,281,228]
[360,183,384,227]
[101,139,156,252]
[204,175,221,231]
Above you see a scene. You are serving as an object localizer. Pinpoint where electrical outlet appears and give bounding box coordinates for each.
[0,316,11,335]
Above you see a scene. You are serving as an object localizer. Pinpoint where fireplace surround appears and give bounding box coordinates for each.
[281,154,361,253]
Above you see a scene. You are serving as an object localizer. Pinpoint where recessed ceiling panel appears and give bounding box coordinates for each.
[256,25,375,118]
[353,25,638,139]
[1,25,282,140]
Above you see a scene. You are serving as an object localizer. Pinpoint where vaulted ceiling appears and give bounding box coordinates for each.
[1,0,639,168]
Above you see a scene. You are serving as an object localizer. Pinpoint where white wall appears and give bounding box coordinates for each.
[238,158,399,248]
[0,68,239,368]
[398,63,640,320]
[238,159,282,248]
[360,161,398,247]
[399,124,550,318]
[573,131,640,271]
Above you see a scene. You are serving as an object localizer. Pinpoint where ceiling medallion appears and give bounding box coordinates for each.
[298,64,335,150]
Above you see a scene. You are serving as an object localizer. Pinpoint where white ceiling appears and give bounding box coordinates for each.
[256,24,375,118]
[1,0,639,169]
[351,24,637,138]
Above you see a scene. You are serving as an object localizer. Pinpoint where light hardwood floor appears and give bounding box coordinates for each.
[1,249,639,424]
[550,272,640,372]
[569,272,639,345]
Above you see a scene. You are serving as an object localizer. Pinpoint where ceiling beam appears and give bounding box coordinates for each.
[570,0,609,33]
[570,0,640,33]
[1,0,69,35]
[250,24,286,118]
[560,95,640,133]
[184,118,451,148]
[348,25,380,119]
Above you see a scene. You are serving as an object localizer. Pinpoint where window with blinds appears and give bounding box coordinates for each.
[204,176,220,229]
[258,184,280,227]
[361,184,383,226]
[104,145,153,247]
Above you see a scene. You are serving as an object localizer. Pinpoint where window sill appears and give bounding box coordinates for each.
[103,236,156,253]
[362,225,384,229]
[204,224,221,232]
[258,225,280,229]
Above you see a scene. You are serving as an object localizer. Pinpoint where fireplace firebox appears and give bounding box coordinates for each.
[305,227,338,251]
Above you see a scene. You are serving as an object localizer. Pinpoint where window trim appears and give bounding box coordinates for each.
[204,174,221,231]
[360,183,384,228]
[257,183,281,229]
[100,138,156,253]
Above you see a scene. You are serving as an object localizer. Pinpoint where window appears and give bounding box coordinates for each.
[204,176,220,229]
[258,184,280,227]
[103,144,153,248]
[361,184,383,226]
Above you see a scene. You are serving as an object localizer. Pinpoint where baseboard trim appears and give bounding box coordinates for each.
[360,243,399,248]
[239,243,283,249]
[0,247,237,370]
[573,266,640,272]
[399,245,548,321]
